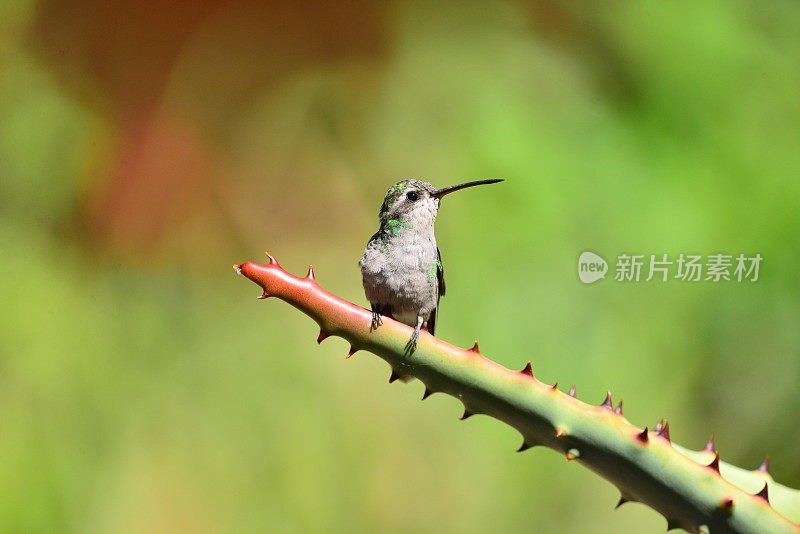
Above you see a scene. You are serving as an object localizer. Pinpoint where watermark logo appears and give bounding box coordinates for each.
[579,252,762,284]
[578,251,608,284]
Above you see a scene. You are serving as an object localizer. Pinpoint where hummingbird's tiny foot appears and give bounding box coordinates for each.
[404,315,423,356]
[404,332,418,356]
[370,306,383,331]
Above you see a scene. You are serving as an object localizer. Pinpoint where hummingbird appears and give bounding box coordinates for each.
[359,178,504,354]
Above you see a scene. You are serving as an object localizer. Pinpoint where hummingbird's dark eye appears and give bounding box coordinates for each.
[406,190,420,202]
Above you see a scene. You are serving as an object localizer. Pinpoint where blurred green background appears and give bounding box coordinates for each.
[2,0,799,532]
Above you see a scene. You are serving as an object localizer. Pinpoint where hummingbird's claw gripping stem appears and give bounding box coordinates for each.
[404,315,423,356]
[370,305,383,331]
[404,334,418,356]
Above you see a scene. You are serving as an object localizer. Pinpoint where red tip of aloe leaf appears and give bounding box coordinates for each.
[656,420,671,442]
[600,390,613,409]
[265,252,279,265]
[704,435,716,453]
[708,452,721,473]
[757,456,770,474]
[305,265,315,280]
[555,427,567,439]
[389,370,401,383]
[469,340,480,353]
[346,346,357,359]
[233,264,243,274]
[614,401,624,416]
[520,361,534,377]
[460,409,474,420]
[317,329,329,344]
[720,497,734,511]
[421,388,433,400]
[636,427,649,443]
[755,482,769,503]
[568,385,576,398]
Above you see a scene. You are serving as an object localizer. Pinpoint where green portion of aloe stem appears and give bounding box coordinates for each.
[235,258,800,533]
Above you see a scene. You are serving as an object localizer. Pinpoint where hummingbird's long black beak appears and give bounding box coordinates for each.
[430,178,504,199]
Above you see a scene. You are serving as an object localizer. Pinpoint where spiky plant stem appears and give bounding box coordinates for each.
[234,256,800,533]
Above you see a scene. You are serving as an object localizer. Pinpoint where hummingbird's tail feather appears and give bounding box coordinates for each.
[427,309,437,336]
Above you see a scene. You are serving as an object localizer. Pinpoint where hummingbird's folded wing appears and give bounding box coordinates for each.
[428,248,445,336]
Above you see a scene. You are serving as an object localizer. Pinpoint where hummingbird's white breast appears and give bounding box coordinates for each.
[359,200,440,326]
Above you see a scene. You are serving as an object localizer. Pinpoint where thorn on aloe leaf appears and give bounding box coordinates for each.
[306,265,315,280]
[600,390,613,409]
[720,497,735,512]
[565,448,580,461]
[469,340,480,353]
[757,456,771,474]
[636,427,649,443]
[317,329,329,344]
[346,346,357,359]
[550,381,558,391]
[614,401,624,416]
[555,427,567,439]
[389,370,401,383]
[704,435,716,453]
[615,494,635,509]
[568,384,576,398]
[517,441,535,452]
[656,420,671,443]
[257,290,269,299]
[520,361,533,377]
[755,482,770,503]
[708,452,721,473]
[265,252,279,265]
